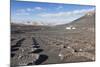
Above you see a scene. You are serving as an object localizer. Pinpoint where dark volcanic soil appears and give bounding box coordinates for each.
[11,14,95,66]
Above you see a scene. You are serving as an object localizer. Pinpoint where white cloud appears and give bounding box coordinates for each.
[16,7,45,13]
[73,8,95,14]
[26,7,44,11]
[15,6,45,16]
[38,11,70,17]
[34,7,44,10]
[17,9,26,12]
[39,12,67,17]
[57,6,63,10]
[38,8,95,17]
[26,8,34,11]
[15,12,30,16]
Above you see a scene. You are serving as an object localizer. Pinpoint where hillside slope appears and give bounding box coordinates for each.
[54,12,95,32]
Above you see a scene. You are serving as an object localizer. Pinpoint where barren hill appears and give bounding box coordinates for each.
[54,12,95,32]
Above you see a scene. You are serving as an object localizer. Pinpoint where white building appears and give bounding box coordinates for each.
[65,26,76,30]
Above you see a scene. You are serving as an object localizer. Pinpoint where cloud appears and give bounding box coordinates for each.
[16,6,45,13]
[73,8,95,14]
[39,12,67,17]
[38,11,71,17]
[15,6,45,16]
[38,8,95,17]
[15,12,30,16]
[26,8,34,11]
[16,9,26,12]
[26,7,44,11]
[34,7,44,10]
[57,6,63,10]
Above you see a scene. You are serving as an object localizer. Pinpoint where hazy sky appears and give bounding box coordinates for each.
[11,0,95,25]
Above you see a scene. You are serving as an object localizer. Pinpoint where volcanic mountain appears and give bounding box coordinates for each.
[54,11,95,31]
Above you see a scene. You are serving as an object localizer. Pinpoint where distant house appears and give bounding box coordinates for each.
[65,26,76,30]
[87,13,92,16]
[65,27,71,30]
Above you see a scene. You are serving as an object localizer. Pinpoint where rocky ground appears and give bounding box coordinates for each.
[11,13,95,66]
